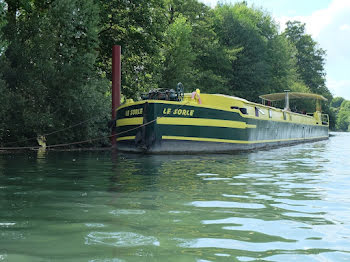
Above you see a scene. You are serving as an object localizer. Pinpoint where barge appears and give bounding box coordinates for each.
[114,86,329,153]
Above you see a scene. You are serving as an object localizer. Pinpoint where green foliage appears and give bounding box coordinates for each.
[331,97,345,108]
[213,3,306,102]
[335,100,350,131]
[284,21,331,100]
[0,76,11,143]
[268,35,305,93]
[1,0,110,146]
[165,0,209,24]
[160,15,195,89]
[163,0,236,94]
[329,96,347,131]
[43,0,110,145]
[97,0,167,99]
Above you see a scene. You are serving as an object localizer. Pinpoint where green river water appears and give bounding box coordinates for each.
[1,133,350,261]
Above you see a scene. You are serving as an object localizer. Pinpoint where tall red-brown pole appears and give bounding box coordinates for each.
[111,45,121,146]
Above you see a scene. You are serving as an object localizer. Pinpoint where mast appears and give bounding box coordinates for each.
[111,45,121,146]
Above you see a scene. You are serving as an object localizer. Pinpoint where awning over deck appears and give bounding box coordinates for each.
[259,92,327,102]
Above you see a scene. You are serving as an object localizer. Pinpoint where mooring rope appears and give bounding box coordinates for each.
[0,101,192,150]
[2,116,101,146]
[0,119,156,150]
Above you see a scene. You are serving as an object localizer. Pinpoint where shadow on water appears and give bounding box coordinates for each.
[1,134,350,261]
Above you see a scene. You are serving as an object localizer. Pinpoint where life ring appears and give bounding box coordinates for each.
[191,89,202,104]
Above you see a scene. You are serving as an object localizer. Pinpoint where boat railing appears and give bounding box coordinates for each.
[321,114,329,126]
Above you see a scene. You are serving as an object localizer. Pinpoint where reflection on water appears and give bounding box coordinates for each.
[85,232,160,247]
[0,133,350,261]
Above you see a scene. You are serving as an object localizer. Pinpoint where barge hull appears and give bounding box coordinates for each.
[115,100,329,154]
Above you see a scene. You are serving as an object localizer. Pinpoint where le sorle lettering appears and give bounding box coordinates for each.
[163,108,194,117]
[125,108,143,116]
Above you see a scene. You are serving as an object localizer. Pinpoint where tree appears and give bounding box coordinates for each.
[267,34,308,94]
[331,97,345,108]
[43,0,110,145]
[163,0,236,94]
[97,0,167,99]
[0,1,10,144]
[213,3,285,101]
[164,0,209,25]
[0,76,11,144]
[336,100,350,131]
[284,21,331,99]
[160,15,195,89]
[1,0,110,146]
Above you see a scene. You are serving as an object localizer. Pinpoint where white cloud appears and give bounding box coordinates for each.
[277,0,350,100]
[278,0,350,35]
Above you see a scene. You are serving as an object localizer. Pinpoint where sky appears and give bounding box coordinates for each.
[198,0,350,100]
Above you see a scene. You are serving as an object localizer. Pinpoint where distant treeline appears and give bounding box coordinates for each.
[0,0,346,147]
[330,98,350,132]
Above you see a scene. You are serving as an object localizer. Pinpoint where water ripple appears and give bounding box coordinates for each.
[109,209,145,216]
[189,201,265,209]
[85,232,160,247]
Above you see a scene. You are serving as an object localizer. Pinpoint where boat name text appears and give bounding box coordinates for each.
[125,108,143,116]
[163,108,194,116]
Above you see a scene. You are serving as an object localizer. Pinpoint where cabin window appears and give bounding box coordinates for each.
[231,106,248,115]
[269,109,272,118]
[283,112,287,120]
[240,108,247,115]
[255,107,259,117]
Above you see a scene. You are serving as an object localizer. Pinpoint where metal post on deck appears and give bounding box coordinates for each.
[316,99,321,112]
[284,90,290,111]
[111,45,121,146]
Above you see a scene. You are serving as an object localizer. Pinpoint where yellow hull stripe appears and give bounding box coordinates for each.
[162,135,328,144]
[117,117,143,127]
[117,136,136,141]
[157,117,256,129]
